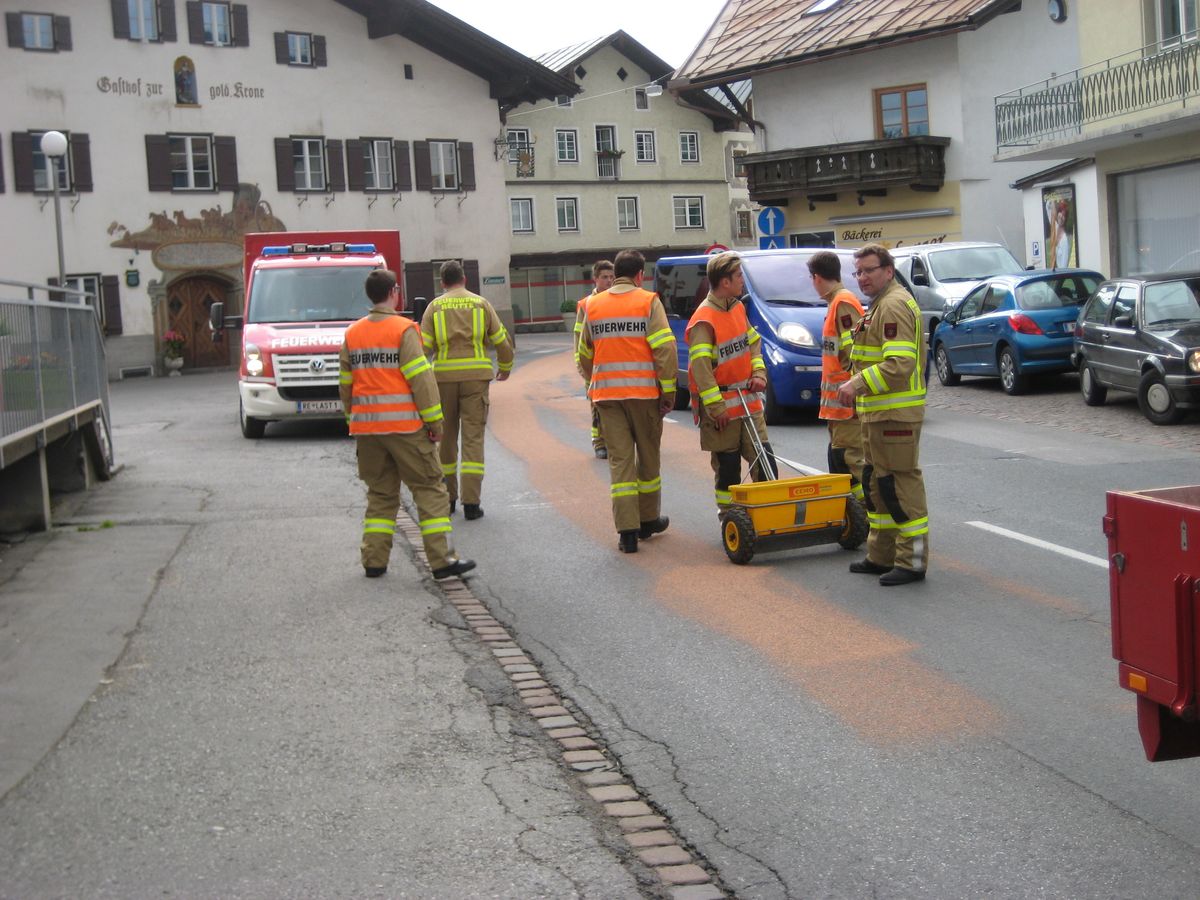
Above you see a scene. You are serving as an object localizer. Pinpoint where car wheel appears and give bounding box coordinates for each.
[240,399,267,439]
[934,344,960,386]
[1137,370,1183,425]
[998,346,1027,395]
[1079,360,1107,406]
[762,376,782,426]
[720,507,756,565]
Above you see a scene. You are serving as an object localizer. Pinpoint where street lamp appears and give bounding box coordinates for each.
[39,129,68,292]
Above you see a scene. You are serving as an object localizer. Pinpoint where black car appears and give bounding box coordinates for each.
[1072,271,1200,424]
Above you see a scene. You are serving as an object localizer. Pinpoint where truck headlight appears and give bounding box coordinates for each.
[245,342,264,376]
[1189,350,1200,374]
[777,322,816,349]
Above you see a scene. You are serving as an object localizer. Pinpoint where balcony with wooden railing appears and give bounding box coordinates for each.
[995,34,1200,154]
[741,136,950,204]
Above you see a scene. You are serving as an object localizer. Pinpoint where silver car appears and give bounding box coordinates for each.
[891,242,1026,339]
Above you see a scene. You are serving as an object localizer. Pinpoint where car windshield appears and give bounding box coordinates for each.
[741,254,870,307]
[926,247,1024,282]
[1143,278,1200,328]
[1015,275,1101,310]
[247,265,376,323]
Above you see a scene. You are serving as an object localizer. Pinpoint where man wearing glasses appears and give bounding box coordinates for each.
[836,244,928,586]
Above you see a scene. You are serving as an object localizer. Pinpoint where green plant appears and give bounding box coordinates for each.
[560,299,578,314]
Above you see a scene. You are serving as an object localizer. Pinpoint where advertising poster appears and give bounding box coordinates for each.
[1042,184,1077,269]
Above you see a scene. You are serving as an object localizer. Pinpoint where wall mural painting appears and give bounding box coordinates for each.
[107,183,286,254]
[174,56,198,106]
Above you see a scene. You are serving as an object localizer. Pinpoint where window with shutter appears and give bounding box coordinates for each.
[8,12,69,50]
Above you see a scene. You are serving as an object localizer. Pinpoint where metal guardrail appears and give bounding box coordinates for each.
[995,33,1200,151]
[0,279,113,471]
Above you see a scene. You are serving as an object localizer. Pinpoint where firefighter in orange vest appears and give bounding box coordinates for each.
[573,259,615,459]
[340,269,475,581]
[808,250,866,503]
[577,249,677,553]
[686,252,778,512]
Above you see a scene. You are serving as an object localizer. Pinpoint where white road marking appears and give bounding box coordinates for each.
[965,521,1108,568]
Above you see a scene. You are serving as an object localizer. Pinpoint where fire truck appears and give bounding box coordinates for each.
[210,231,403,438]
[1107,485,1200,760]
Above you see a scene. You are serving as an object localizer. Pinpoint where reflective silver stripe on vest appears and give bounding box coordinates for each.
[353,392,415,405]
[593,360,654,373]
[597,376,658,388]
[351,410,422,422]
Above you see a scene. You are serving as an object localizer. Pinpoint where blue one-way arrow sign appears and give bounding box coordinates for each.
[757,206,785,236]
[759,235,786,250]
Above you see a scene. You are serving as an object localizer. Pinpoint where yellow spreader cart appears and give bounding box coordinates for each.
[719,390,868,565]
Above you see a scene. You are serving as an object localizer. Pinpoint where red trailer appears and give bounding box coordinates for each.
[1106,485,1200,761]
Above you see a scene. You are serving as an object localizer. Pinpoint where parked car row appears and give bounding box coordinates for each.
[931,268,1200,426]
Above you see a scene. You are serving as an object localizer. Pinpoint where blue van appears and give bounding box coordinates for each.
[655,249,871,422]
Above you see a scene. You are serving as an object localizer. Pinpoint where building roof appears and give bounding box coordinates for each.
[331,0,578,109]
[671,0,1021,91]
[535,30,742,129]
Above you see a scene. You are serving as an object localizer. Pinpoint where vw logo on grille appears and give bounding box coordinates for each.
[309,359,326,373]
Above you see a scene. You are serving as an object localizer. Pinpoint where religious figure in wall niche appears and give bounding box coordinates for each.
[175,56,198,105]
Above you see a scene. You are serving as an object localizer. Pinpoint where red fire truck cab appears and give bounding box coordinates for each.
[210,230,402,438]
[1107,484,1200,761]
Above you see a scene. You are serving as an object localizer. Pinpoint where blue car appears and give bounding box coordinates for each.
[654,249,870,422]
[931,268,1104,395]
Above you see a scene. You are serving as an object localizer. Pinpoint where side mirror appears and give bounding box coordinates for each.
[1113,314,1133,328]
[911,271,929,287]
[209,301,225,331]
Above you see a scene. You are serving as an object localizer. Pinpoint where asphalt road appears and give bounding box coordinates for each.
[468,332,1200,898]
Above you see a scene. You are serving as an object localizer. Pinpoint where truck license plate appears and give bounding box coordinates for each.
[297,400,342,414]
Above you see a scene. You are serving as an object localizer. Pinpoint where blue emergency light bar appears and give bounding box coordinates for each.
[260,242,377,257]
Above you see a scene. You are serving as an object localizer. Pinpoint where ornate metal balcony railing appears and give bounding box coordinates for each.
[996,34,1200,151]
[741,135,950,203]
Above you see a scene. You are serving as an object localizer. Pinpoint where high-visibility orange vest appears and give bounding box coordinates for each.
[686,302,763,419]
[586,288,659,401]
[819,289,865,421]
[344,315,423,435]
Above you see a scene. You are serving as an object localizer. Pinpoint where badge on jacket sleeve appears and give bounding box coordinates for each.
[841,315,852,330]
[884,322,897,339]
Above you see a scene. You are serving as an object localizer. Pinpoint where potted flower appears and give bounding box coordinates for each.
[162,328,185,375]
[596,148,624,159]
[560,298,579,332]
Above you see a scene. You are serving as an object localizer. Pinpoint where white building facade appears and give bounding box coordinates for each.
[1,0,571,376]
[501,32,749,326]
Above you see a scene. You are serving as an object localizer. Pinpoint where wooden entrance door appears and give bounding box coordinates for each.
[167,276,228,369]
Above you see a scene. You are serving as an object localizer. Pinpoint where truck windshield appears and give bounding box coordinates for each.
[742,255,870,306]
[247,265,376,323]
[927,247,1023,282]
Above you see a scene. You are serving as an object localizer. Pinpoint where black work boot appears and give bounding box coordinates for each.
[364,566,387,578]
[879,567,926,586]
[638,516,670,540]
[849,558,890,575]
[432,558,477,580]
[618,530,639,553]
[463,503,484,520]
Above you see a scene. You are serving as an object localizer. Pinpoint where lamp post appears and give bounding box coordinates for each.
[39,130,68,292]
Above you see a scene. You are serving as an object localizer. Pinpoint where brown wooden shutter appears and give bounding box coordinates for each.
[214,135,238,190]
[6,13,23,47]
[12,132,35,192]
[405,262,434,318]
[458,141,475,191]
[231,4,248,46]
[345,139,365,191]
[145,134,172,190]
[393,140,412,191]
[53,15,71,50]
[101,275,123,335]
[186,1,202,43]
[413,141,432,191]
[463,259,481,294]
[326,139,345,192]
[273,32,288,64]
[159,0,176,41]
[313,35,326,66]
[70,133,92,192]
[274,137,295,191]
[110,0,130,38]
